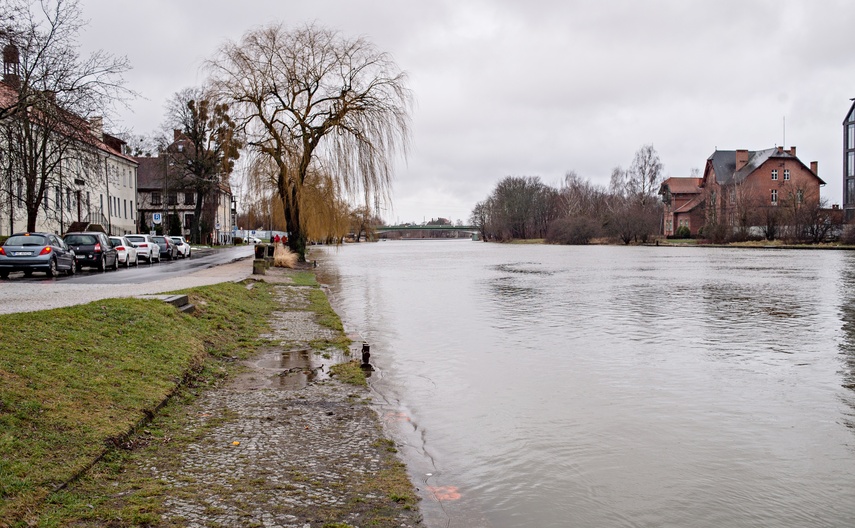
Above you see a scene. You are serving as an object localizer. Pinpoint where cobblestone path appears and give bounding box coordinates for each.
[149,275,422,527]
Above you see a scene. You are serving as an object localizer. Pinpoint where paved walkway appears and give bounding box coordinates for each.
[145,268,422,527]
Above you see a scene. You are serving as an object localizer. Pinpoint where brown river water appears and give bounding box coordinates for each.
[314,240,855,528]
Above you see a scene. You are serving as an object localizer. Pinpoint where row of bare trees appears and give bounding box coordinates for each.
[472,145,665,244]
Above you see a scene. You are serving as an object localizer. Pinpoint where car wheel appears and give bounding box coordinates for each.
[23,269,33,277]
[134,255,139,267]
[46,258,58,277]
[67,261,76,276]
[97,255,105,271]
[112,255,119,270]
[0,271,8,279]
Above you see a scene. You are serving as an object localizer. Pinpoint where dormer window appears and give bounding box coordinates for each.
[177,144,184,152]
[771,169,778,180]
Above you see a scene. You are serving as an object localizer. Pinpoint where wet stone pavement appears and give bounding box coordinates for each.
[149,272,422,527]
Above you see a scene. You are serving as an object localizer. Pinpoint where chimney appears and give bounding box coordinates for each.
[789,146,797,157]
[810,161,818,175]
[173,129,182,142]
[89,116,103,139]
[777,146,784,153]
[735,149,749,171]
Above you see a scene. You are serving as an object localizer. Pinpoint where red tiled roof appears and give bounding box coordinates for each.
[662,177,702,194]
[674,196,703,213]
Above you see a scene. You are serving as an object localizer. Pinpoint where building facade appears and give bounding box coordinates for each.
[659,177,704,236]
[844,99,855,222]
[660,146,824,237]
[0,79,138,237]
[134,131,235,244]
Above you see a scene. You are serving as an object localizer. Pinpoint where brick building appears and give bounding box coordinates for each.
[660,146,824,237]
[659,177,704,236]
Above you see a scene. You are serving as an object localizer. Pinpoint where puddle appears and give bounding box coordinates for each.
[237,347,351,390]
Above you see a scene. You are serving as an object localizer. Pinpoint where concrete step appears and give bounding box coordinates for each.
[137,294,195,314]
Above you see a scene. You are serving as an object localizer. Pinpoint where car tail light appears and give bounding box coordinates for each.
[0,247,5,255]
[115,246,125,251]
[94,243,101,252]
[139,243,148,248]
[39,246,52,255]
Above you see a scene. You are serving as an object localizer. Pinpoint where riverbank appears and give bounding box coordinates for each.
[0,266,421,527]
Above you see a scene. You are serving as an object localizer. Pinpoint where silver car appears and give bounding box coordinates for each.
[0,232,77,278]
[125,234,160,263]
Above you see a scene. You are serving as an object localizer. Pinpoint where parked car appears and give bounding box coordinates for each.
[125,234,160,263]
[109,236,139,267]
[0,232,77,278]
[63,231,119,271]
[170,236,191,258]
[247,236,262,244]
[151,236,178,260]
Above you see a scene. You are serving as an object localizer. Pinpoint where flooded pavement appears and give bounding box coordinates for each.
[315,241,855,528]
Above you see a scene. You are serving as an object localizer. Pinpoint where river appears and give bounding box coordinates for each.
[313,240,855,528]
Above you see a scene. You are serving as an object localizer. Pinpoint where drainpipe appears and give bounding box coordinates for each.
[104,155,112,235]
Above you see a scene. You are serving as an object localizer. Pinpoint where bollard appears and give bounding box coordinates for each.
[252,259,267,275]
[360,342,373,370]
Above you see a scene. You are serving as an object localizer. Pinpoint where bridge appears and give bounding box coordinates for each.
[375,224,480,240]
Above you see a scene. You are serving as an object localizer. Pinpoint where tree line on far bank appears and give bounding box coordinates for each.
[471,145,665,245]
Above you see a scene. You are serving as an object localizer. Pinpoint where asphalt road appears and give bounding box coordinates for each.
[0,245,255,314]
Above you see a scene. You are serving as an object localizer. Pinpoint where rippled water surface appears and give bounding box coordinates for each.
[314,241,855,528]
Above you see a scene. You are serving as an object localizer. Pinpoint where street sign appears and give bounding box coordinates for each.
[152,213,162,225]
[215,222,221,230]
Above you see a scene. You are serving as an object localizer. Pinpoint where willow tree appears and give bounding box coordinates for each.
[209,23,412,260]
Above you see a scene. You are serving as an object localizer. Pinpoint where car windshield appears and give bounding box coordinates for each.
[65,234,98,245]
[5,235,47,246]
[152,237,167,244]
[126,236,144,242]
[110,238,123,245]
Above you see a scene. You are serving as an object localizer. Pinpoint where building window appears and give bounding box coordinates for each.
[849,180,855,203]
[797,190,804,203]
[771,189,778,204]
[849,124,855,149]
[849,152,854,177]
[86,192,90,216]
[55,187,60,209]
[168,192,177,206]
[66,188,71,211]
[184,192,195,205]
[783,169,790,181]
[124,199,128,219]
[771,169,778,180]
[152,191,162,206]
[131,201,134,220]
[184,213,194,229]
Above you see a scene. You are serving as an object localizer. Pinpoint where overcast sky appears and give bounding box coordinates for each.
[77,0,855,224]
